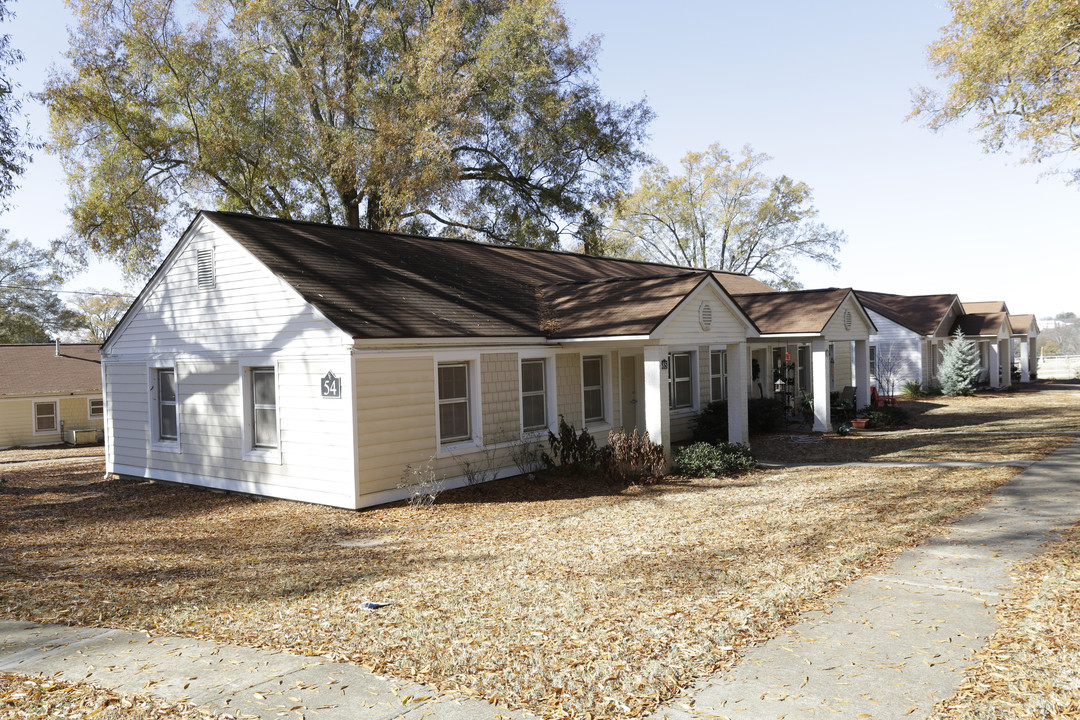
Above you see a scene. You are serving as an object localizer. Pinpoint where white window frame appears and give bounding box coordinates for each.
[88,397,104,419]
[240,360,281,464]
[869,345,878,383]
[148,363,181,453]
[709,349,728,402]
[32,400,58,435]
[582,355,607,425]
[668,349,697,412]
[519,356,555,436]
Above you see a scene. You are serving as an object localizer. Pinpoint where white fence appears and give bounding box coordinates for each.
[1038,355,1080,379]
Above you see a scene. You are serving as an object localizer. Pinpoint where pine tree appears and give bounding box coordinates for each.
[938,330,981,396]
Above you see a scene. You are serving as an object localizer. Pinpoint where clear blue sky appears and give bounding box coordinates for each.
[4,0,1078,319]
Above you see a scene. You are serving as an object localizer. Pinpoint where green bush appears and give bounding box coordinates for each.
[545,416,599,470]
[691,401,729,442]
[599,429,666,485]
[747,397,786,434]
[862,404,910,428]
[675,441,757,478]
[901,380,926,397]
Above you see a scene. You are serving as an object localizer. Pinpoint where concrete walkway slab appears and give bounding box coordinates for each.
[652,439,1080,720]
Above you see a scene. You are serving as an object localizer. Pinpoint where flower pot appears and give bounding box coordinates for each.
[850,418,869,429]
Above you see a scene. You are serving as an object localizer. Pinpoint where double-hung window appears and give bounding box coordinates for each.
[157,369,178,441]
[521,359,547,432]
[34,402,57,433]
[89,398,104,419]
[438,362,471,443]
[668,351,694,410]
[582,356,604,423]
[869,345,878,381]
[710,350,727,402]
[251,367,278,449]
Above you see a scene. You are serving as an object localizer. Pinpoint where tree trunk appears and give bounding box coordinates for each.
[341,188,361,228]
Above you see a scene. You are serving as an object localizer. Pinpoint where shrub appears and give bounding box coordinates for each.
[675,441,757,478]
[397,458,444,509]
[691,400,729,442]
[545,416,599,470]
[862,404,910,428]
[747,397,786,434]
[901,380,926,397]
[509,436,547,480]
[599,429,666,485]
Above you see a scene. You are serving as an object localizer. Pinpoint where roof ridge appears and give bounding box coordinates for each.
[200,210,757,279]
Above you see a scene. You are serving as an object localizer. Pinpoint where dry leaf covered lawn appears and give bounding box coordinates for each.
[931,522,1080,719]
[1,456,1016,718]
[753,382,1080,465]
[0,672,208,720]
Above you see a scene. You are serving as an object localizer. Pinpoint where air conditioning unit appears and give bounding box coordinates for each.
[65,428,99,446]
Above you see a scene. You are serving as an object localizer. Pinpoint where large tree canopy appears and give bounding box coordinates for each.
[607,144,845,289]
[0,232,81,342]
[44,0,653,277]
[912,0,1080,180]
[0,0,33,209]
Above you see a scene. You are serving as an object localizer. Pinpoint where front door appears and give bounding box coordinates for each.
[620,355,643,433]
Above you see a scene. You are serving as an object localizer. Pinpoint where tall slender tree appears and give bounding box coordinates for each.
[43,0,652,277]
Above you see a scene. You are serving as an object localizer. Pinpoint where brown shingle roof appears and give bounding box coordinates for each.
[0,344,101,397]
[1010,314,1037,336]
[711,272,777,294]
[732,288,854,334]
[952,312,1009,338]
[854,291,960,337]
[962,301,1008,314]
[201,212,756,339]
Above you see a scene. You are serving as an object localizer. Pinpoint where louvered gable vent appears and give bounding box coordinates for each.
[196,248,215,289]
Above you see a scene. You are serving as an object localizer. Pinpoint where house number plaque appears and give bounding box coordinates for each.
[321,371,341,398]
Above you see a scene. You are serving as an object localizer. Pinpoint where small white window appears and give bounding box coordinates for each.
[710,350,727,402]
[668,351,694,410]
[521,359,547,431]
[196,248,215,289]
[438,363,471,443]
[157,369,178,441]
[869,345,878,380]
[251,368,278,449]
[34,402,57,433]
[89,398,104,418]
[582,356,604,423]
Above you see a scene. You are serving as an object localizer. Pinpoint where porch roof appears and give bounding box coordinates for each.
[731,288,862,336]
[1009,314,1039,337]
[952,312,1011,339]
[962,300,1009,314]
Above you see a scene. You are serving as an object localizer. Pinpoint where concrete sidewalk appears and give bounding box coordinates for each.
[0,622,531,719]
[2,441,1078,720]
[651,439,1080,720]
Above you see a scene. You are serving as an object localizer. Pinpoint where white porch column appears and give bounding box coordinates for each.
[1001,339,1012,387]
[726,342,749,444]
[1028,338,1037,380]
[988,341,1000,388]
[1019,339,1030,382]
[811,339,831,432]
[854,339,870,411]
[763,346,775,398]
[643,345,670,460]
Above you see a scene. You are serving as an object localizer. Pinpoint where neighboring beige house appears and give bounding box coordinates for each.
[0,343,104,448]
[102,211,767,510]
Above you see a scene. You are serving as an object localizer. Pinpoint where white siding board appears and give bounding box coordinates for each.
[659,285,748,345]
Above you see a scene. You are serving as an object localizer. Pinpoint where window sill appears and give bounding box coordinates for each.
[243,447,281,465]
[583,421,612,434]
[438,439,482,456]
[152,441,182,454]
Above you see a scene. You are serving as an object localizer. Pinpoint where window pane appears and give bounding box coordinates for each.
[254,408,278,447]
[159,370,176,402]
[522,394,546,430]
[584,388,604,421]
[253,369,276,406]
[438,364,467,400]
[712,377,725,401]
[90,400,104,417]
[582,357,602,388]
[35,403,56,431]
[159,405,177,439]
[675,379,692,408]
[711,351,725,375]
[521,360,545,393]
[440,400,469,441]
[673,353,691,379]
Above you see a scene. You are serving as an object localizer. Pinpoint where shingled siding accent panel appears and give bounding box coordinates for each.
[355,355,437,497]
[108,357,355,507]
[108,221,348,358]
[481,353,520,445]
[556,353,583,430]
